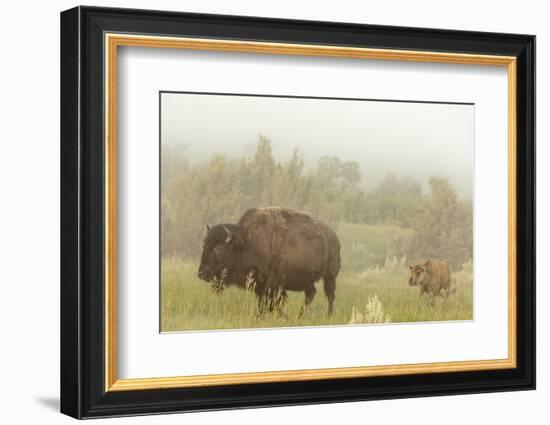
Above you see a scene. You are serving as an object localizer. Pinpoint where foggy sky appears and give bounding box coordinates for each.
[161,92,474,198]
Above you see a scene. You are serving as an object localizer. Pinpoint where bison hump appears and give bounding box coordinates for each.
[239,208,288,233]
[239,207,322,253]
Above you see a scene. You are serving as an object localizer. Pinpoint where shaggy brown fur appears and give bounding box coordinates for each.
[198,207,341,315]
[408,260,452,304]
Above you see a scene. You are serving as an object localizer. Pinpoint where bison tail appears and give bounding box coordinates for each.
[328,249,341,278]
[322,275,336,315]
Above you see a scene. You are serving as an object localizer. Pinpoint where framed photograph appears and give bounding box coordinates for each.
[60,6,535,419]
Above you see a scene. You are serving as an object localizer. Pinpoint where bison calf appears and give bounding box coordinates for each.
[408,260,451,305]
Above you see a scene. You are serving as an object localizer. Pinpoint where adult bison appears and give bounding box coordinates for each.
[408,260,452,305]
[197,207,341,315]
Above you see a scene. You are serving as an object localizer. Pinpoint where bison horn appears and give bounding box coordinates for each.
[223,225,232,243]
[206,224,210,232]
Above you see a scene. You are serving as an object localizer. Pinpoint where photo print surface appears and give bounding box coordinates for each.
[160,92,474,332]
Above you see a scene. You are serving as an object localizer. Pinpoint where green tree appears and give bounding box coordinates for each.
[408,177,473,270]
[248,134,276,206]
[363,173,422,225]
[160,134,471,266]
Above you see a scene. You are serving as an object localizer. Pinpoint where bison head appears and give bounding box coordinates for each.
[198,224,245,285]
[408,264,427,287]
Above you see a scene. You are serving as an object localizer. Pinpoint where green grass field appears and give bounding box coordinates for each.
[161,224,473,332]
[337,222,414,271]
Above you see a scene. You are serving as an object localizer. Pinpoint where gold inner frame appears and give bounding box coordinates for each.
[104,33,517,392]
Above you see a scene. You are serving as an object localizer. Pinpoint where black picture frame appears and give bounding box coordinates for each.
[60,5,535,419]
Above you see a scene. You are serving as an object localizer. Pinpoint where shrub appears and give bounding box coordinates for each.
[348,295,391,324]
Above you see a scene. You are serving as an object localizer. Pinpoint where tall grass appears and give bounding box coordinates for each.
[161,257,473,332]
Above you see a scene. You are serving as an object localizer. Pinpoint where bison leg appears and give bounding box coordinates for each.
[257,291,276,315]
[259,257,291,315]
[256,287,287,316]
[266,288,285,313]
[299,284,317,317]
[254,284,270,316]
[256,294,267,315]
[323,276,336,316]
[256,293,276,316]
[419,285,429,300]
[276,290,288,317]
[264,256,283,292]
[430,290,437,307]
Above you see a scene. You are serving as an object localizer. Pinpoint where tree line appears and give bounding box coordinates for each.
[162,135,472,270]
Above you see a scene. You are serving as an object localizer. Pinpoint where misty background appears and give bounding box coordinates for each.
[161,92,474,198]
